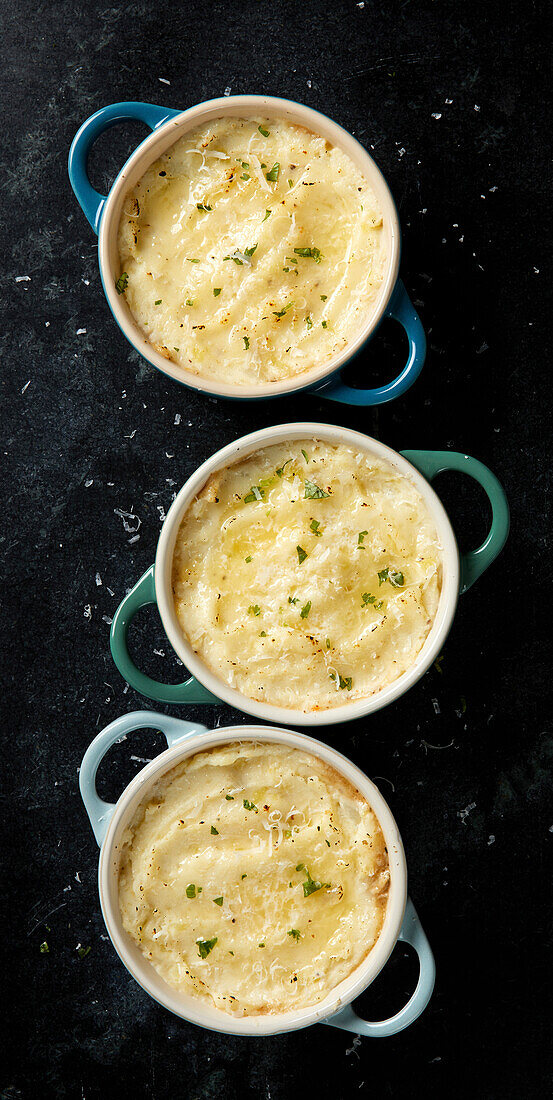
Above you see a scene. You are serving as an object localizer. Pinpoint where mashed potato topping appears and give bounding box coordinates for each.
[171,439,443,711]
[118,741,389,1015]
[116,116,385,385]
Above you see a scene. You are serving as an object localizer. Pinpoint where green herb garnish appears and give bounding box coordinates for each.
[297,546,307,564]
[266,162,280,182]
[320,294,327,301]
[260,630,267,636]
[288,179,293,188]
[361,592,376,606]
[115,272,129,294]
[306,316,313,329]
[304,480,330,499]
[225,794,234,800]
[300,600,311,619]
[288,928,301,941]
[358,531,368,546]
[241,873,247,879]
[213,896,224,906]
[243,799,258,812]
[276,459,292,477]
[244,243,258,257]
[187,258,200,263]
[245,555,252,562]
[241,173,250,180]
[288,596,299,604]
[186,883,197,898]
[197,203,212,211]
[196,937,217,959]
[186,298,194,306]
[40,941,49,954]
[273,301,294,318]
[301,867,329,897]
[378,568,404,587]
[326,638,331,649]
[211,825,219,835]
[258,125,270,137]
[310,519,322,535]
[263,209,272,221]
[301,448,309,463]
[294,247,322,263]
[77,946,91,959]
[155,299,162,305]
[243,336,250,350]
[244,484,264,502]
[322,320,328,328]
[248,604,261,617]
[213,287,221,296]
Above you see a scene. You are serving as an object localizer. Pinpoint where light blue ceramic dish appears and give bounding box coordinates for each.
[80,711,435,1037]
[68,95,425,405]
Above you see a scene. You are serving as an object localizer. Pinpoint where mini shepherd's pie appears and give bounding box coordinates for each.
[171,440,443,711]
[116,116,385,385]
[118,742,390,1015]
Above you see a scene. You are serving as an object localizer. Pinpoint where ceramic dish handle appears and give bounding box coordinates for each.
[68,101,181,232]
[79,710,209,846]
[324,899,435,1037]
[110,566,219,703]
[401,450,509,592]
[316,281,426,406]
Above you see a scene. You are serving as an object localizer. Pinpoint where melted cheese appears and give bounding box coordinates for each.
[117,116,385,386]
[118,742,389,1015]
[172,439,443,711]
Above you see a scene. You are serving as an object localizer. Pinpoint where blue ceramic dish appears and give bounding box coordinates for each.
[69,95,426,405]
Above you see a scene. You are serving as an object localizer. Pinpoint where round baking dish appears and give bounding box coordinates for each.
[109,422,509,726]
[68,96,425,405]
[80,710,435,1037]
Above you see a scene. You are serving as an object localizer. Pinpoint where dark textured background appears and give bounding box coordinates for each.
[2,0,552,1096]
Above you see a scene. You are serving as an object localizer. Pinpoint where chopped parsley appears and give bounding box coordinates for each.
[258,125,270,137]
[196,203,212,211]
[154,299,162,305]
[330,672,353,690]
[186,883,197,898]
[244,243,258,257]
[186,298,194,306]
[211,825,219,835]
[310,519,322,535]
[358,530,368,546]
[301,867,329,897]
[259,943,265,948]
[248,604,261,617]
[378,567,404,587]
[286,256,298,264]
[301,449,309,462]
[243,799,258,812]
[273,301,294,318]
[322,320,328,328]
[213,287,221,296]
[40,941,49,954]
[288,928,301,941]
[304,480,330,499]
[196,937,217,959]
[260,630,267,637]
[263,208,272,221]
[243,336,250,350]
[326,637,331,649]
[187,258,200,263]
[300,600,311,619]
[213,896,224,906]
[306,316,313,329]
[241,873,248,879]
[297,545,307,564]
[361,592,376,606]
[225,794,235,800]
[276,459,292,477]
[115,272,129,294]
[241,173,250,180]
[294,247,322,263]
[266,162,280,181]
[320,294,327,301]
[244,484,264,502]
[288,596,299,604]
[245,555,252,562]
[241,162,249,168]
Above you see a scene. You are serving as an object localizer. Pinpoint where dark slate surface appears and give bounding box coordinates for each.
[2,0,551,1096]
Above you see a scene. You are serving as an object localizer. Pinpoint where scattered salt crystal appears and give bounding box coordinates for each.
[431,698,440,715]
[474,104,481,111]
[458,801,476,824]
[15,275,31,282]
[84,605,92,620]
[153,649,165,657]
[82,278,90,285]
[445,98,453,104]
[45,321,50,327]
[307,80,312,88]
[102,615,113,625]
[84,478,93,487]
[76,328,87,335]
[357,1,364,6]
[159,77,171,85]
[432,112,442,120]
[128,534,140,545]
[487,835,495,845]
[21,380,31,394]
[174,413,181,425]
[224,86,231,96]
[95,573,102,586]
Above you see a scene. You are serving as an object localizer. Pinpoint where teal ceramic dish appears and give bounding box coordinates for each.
[109,422,509,725]
[80,711,435,1036]
[68,95,425,405]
